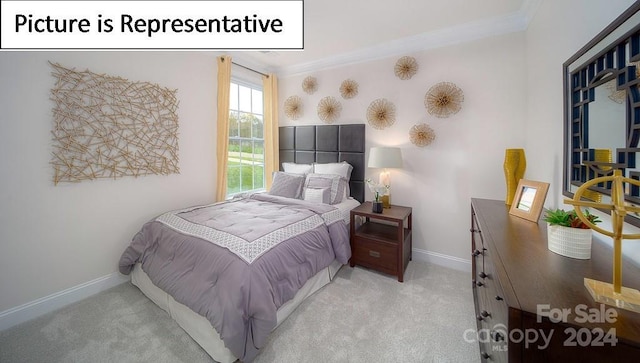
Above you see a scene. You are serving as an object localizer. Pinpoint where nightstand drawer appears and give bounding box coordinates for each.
[352,236,397,273]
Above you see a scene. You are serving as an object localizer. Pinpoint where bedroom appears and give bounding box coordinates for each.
[1,0,640,362]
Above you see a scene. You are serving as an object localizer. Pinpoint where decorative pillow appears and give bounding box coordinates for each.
[303,187,331,204]
[303,173,347,205]
[313,161,353,181]
[269,172,305,199]
[314,162,354,199]
[282,162,313,175]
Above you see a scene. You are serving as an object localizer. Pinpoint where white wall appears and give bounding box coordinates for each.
[279,32,527,262]
[0,52,218,312]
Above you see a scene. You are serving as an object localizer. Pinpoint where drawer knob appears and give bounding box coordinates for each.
[472,249,482,257]
[479,272,488,279]
[481,310,491,318]
[495,295,503,301]
[477,315,484,321]
[470,228,480,233]
[369,250,380,258]
[476,281,484,287]
[481,352,491,360]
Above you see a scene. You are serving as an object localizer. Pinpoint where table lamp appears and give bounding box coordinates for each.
[368,147,403,208]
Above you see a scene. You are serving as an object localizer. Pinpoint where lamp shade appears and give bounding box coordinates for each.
[368,147,403,168]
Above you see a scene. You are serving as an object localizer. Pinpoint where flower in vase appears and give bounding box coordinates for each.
[366,179,389,202]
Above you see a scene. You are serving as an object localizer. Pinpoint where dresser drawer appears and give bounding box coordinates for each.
[352,236,397,274]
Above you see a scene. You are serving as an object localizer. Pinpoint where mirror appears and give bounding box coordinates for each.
[563,2,640,227]
[517,186,537,212]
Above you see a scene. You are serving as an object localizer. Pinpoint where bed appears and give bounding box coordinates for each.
[119,124,365,363]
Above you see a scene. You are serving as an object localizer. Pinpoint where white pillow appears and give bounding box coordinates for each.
[303,173,347,205]
[282,162,313,175]
[303,187,331,204]
[313,162,353,181]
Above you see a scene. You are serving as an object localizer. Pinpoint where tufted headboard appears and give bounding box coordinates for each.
[279,124,366,203]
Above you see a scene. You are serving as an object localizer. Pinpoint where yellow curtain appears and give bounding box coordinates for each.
[263,73,279,190]
[215,56,232,202]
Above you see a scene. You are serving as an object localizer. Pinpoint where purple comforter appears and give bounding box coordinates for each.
[118,193,351,362]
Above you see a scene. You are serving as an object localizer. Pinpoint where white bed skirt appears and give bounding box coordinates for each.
[131,260,344,363]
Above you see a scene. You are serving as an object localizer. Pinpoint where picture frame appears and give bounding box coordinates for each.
[509,179,550,223]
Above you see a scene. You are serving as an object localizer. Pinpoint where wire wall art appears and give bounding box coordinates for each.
[317,96,342,124]
[284,95,303,120]
[409,123,436,147]
[425,82,464,118]
[366,98,396,130]
[49,62,180,185]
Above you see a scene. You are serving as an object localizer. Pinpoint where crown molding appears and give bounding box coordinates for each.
[520,0,543,26]
[277,0,541,78]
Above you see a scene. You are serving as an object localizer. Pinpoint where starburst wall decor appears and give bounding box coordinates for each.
[394,56,418,80]
[317,96,342,124]
[284,95,303,120]
[302,76,318,94]
[339,79,359,99]
[425,82,464,118]
[366,98,396,130]
[409,123,436,147]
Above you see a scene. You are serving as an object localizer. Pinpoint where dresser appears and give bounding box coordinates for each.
[470,198,640,362]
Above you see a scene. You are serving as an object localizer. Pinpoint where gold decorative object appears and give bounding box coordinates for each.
[607,62,640,103]
[582,149,612,203]
[366,98,396,130]
[317,96,342,124]
[425,82,464,118]
[302,76,318,94]
[409,123,436,147]
[565,170,640,313]
[503,149,526,206]
[607,80,626,104]
[49,62,179,185]
[339,79,359,99]
[394,56,418,80]
[284,95,303,120]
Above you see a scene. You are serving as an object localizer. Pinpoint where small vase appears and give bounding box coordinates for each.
[504,148,526,206]
[372,201,383,213]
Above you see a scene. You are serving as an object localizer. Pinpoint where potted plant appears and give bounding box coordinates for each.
[543,208,601,259]
[366,179,388,213]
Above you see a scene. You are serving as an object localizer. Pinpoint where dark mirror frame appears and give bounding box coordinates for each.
[563,2,640,228]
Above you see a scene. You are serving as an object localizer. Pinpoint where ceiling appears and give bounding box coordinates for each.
[230,0,540,77]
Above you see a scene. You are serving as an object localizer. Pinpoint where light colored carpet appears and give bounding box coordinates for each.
[0,262,480,363]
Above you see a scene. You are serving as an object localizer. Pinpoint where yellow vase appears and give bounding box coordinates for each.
[504,149,526,205]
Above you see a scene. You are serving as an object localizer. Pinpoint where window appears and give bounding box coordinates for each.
[227,80,264,196]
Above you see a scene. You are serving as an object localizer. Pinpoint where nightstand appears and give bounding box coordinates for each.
[349,202,412,282]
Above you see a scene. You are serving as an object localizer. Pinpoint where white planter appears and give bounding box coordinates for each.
[547,224,593,259]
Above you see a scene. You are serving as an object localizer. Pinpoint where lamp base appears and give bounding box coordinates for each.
[381,194,390,208]
[584,278,640,313]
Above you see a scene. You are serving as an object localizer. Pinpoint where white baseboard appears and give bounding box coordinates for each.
[0,272,129,331]
[412,248,472,273]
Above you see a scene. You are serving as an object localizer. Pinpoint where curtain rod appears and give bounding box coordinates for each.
[232,61,269,77]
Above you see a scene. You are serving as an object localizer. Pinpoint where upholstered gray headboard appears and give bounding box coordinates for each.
[279,124,366,203]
